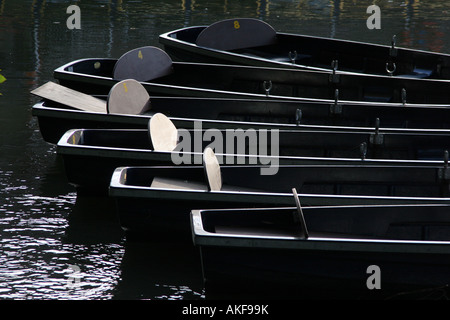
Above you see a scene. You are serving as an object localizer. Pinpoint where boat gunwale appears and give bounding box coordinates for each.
[190,208,450,254]
[160,25,448,57]
[53,58,450,107]
[159,25,450,78]
[34,101,450,133]
[56,127,450,167]
[108,166,450,204]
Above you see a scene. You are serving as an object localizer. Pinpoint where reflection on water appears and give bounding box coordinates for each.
[113,242,204,300]
[1,0,450,300]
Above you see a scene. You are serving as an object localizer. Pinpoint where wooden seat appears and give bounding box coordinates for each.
[150,176,208,191]
[113,46,173,82]
[148,113,178,151]
[239,51,312,63]
[107,79,151,114]
[221,184,263,192]
[398,70,433,79]
[150,146,264,193]
[214,225,298,237]
[151,147,264,193]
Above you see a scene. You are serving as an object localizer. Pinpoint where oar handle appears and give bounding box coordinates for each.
[292,188,309,239]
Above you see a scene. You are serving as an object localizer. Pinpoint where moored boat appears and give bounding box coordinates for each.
[191,204,450,299]
[109,149,450,241]
[58,118,450,192]
[159,18,450,80]
[52,46,450,104]
[32,81,450,145]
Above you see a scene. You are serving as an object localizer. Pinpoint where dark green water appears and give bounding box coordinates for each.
[1,0,450,300]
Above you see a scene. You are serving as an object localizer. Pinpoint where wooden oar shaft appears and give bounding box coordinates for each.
[31,81,107,113]
[292,188,309,239]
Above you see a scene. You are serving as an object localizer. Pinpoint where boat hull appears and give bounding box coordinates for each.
[109,166,450,242]
[192,206,450,299]
[57,127,450,192]
[53,57,450,105]
[199,242,450,299]
[34,98,450,147]
[160,25,450,80]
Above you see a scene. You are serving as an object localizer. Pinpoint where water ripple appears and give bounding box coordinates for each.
[0,190,126,299]
[0,240,125,300]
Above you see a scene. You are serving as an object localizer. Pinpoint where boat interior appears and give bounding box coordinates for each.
[164,21,449,79]
[196,204,450,242]
[64,109,450,162]
[118,154,450,199]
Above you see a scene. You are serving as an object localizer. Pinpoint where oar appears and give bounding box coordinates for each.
[31,81,107,113]
[107,79,151,114]
[32,78,152,115]
[203,147,222,192]
[292,188,309,239]
[113,46,173,82]
[148,113,178,152]
[195,18,277,51]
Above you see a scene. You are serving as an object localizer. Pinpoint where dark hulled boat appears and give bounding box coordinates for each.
[191,204,450,299]
[109,160,450,242]
[52,46,450,105]
[160,18,450,80]
[57,123,450,192]
[32,79,450,148]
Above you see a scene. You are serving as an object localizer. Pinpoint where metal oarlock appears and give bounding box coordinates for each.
[390,35,398,57]
[329,89,342,115]
[331,59,338,70]
[401,88,407,106]
[386,35,397,76]
[360,142,368,160]
[439,150,450,181]
[445,150,449,169]
[329,60,340,83]
[386,61,396,76]
[289,50,297,64]
[263,80,272,97]
[295,108,302,125]
[370,118,384,145]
